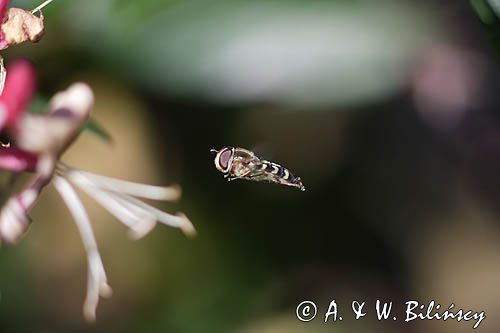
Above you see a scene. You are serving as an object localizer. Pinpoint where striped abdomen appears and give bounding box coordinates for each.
[260,160,305,191]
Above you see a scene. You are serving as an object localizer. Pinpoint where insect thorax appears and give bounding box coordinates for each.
[230,158,257,177]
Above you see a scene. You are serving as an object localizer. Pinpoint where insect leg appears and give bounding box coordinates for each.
[224,172,242,181]
[225,168,257,182]
[246,171,272,183]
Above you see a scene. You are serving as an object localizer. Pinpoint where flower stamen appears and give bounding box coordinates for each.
[31,0,56,15]
[61,165,196,238]
[53,176,112,322]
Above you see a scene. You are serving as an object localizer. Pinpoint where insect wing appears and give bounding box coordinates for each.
[239,158,275,183]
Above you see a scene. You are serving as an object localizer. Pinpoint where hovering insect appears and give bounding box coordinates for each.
[211,146,305,191]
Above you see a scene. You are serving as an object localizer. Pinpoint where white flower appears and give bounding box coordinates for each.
[50,165,195,321]
[0,62,195,320]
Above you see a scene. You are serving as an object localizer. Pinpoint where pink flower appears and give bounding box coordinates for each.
[0,0,8,21]
[0,60,195,321]
[0,59,36,131]
[0,146,38,172]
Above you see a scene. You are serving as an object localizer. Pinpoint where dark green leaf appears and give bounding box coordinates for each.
[84,119,113,143]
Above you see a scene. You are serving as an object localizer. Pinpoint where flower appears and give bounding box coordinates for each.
[0,60,195,321]
[0,59,36,131]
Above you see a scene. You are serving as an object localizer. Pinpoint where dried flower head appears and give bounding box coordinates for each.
[0,0,56,95]
[0,7,44,49]
[0,0,49,50]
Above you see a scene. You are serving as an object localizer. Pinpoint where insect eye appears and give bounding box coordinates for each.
[219,148,233,170]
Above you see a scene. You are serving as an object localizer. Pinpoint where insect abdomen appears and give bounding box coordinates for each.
[261,160,304,190]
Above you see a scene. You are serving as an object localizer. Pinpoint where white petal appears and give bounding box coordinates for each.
[113,192,196,237]
[65,167,195,236]
[0,173,53,243]
[69,169,181,201]
[66,170,157,238]
[53,176,111,322]
[0,198,29,243]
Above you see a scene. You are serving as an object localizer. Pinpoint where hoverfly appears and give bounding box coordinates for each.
[211,146,305,191]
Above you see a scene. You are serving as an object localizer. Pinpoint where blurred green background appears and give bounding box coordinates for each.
[2,0,500,332]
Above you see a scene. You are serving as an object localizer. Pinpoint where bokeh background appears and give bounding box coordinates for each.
[1,0,500,332]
